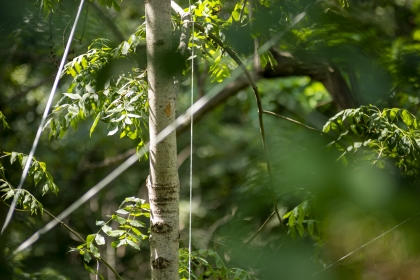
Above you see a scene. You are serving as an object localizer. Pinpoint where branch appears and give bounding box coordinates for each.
[171,0,284,229]
[259,50,356,110]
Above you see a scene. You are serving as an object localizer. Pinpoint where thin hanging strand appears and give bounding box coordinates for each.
[11,8,309,256]
[188,3,195,280]
[1,0,86,235]
[313,212,420,276]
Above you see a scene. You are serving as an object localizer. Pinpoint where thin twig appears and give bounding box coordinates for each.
[238,0,247,23]
[100,257,122,280]
[171,0,284,229]
[262,110,322,133]
[43,209,85,242]
[243,211,276,247]
[75,1,90,43]
[228,211,275,264]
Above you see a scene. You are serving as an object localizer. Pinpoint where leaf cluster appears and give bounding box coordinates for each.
[179,248,255,280]
[283,200,319,239]
[2,152,59,196]
[323,105,420,178]
[48,27,149,151]
[0,182,43,216]
[184,0,278,84]
[0,111,10,129]
[70,197,150,264]
[0,151,59,215]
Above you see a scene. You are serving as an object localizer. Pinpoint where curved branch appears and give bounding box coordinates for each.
[171,0,284,229]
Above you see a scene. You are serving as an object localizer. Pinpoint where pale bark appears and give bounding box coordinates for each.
[145,0,180,279]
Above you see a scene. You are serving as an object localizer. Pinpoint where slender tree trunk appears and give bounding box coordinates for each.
[145,0,180,279]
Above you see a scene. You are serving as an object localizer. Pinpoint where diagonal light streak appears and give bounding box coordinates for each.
[1,0,86,235]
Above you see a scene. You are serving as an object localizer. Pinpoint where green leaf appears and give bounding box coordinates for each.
[121,41,130,55]
[402,110,413,127]
[34,171,44,186]
[107,230,125,237]
[81,56,88,68]
[20,155,28,169]
[39,162,47,172]
[214,253,224,268]
[30,199,39,214]
[22,194,31,207]
[131,227,142,236]
[126,239,140,250]
[101,224,112,234]
[90,114,101,137]
[64,93,82,100]
[116,209,129,215]
[129,220,144,228]
[389,109,398,122]
[47,180,59,195]
[5,190,14,200]
[289,226,296,239]
[308,220,315,235]
[108,126,119,136]
[111,239,127,248]
[288,210,296,226]
[84,252,91,263]
[283,210,292,219]
[68,105,79,115]
[42,183,49,195]
[112,214,126,224]
[95,234,105,246]
[89,243,100,258]
[86,234,95,243]
[112,0,121,11]
[96,221,106,226]
[296,222,305,236]
[10,152,18,164]
[0,111,10,129]
[298,205,305,225]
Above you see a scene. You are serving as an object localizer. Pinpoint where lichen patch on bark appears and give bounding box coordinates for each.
[152,257,171,269]
[151,222,173,233]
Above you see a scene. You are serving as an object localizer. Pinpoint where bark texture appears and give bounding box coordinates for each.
[145,0,180,279]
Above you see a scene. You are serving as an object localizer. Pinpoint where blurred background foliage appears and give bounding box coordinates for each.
[2,0,420,279]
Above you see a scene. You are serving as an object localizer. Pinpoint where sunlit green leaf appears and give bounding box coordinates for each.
[95,234,106,246]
